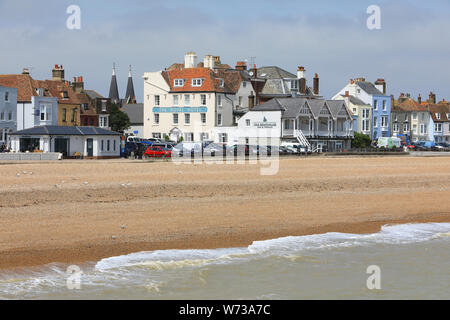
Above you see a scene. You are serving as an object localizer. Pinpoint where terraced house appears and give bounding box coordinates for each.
[334,92,372,137]
[429,102,450,143]
[333,78,391,140]
[143,52,255,142]
[0,85,17,146]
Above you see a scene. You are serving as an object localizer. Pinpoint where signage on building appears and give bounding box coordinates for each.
[254,117,276,128]
[153,107,208,113]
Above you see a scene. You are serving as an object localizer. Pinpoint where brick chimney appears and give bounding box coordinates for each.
[428,92,436,104]
[52,64,65,81]
[72,76,84,93]
[248,91,255,110]
[235,61,247,71]
[313,73,319,95]
[375,78,386,94]
[417,94,422,104]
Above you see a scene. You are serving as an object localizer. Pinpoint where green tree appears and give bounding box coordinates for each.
[109,103,131,133]
[352,132,372,149]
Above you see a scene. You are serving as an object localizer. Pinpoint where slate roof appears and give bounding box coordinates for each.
[257,66,297,79]
[252,97,351,120]
[122,103,143,124]
[85,90,104,100]
[356,81,384,96]
[11,125,121,136]
[428,104,450,122]
[340,95,370,106]
[125,70,136,104]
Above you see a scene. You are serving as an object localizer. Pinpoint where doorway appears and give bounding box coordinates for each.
[86,139,93,157]
[54,138,70,157]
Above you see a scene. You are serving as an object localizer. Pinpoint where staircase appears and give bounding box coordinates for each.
[294,129,313,152]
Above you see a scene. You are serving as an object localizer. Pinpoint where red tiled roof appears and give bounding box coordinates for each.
[0,74,37,102]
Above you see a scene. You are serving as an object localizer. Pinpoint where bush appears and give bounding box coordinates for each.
[352,132,372,149]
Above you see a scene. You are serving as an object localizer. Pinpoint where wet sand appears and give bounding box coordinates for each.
[0,156,449,270]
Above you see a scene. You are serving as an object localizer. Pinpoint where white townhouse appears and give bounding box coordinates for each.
[215,97,354,152]
[143,52,255,142]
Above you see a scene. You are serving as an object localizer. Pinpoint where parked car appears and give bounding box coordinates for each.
[143,145,172,159]
[433,142,450,151]
[124,142,141,158]
[172,142,203,158]
[279,146,295,155]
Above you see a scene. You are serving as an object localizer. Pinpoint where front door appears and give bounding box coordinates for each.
[86,139,93,157]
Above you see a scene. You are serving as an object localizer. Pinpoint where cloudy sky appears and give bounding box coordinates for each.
[0,0,449,101]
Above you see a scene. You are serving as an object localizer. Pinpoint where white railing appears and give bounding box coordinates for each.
[294,129,311,151]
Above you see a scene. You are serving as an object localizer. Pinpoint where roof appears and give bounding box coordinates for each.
[85,90,105,100]
[340,95,370,106]
[0,74,40,102]
[257,66,296,79]
[252,97,351,119]
[257,66,315,96]
[393,98,428,112]
[355,81,384,96]
[428,104,450,122]
[11,125,121,136]
[162,66,247,93]
[122,103,143,124]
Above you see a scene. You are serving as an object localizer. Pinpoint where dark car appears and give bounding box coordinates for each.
[124,142,141,158]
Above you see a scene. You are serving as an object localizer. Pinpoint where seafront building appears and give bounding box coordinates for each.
[334,92,372,137]
[0,85,17,146]
[143,52,255,142]
[333,78,391,140]
[215,97,354,152]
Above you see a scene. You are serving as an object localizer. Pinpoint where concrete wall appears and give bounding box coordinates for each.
[0,152,62,161]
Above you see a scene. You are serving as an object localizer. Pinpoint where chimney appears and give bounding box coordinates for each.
[350,79,355,85]
[417,94,422,104]
[72,76,84,93]
[297,66,306,80]
[248,91,255,110]
[300,78,306,94]
[313,73,319,95]
[22,68,30,75]
[429,92,436,104]
[214,56,221,66]
[345,91,349,97]
[235,61,247,71]
[52,64,65,81]
[375,78,386,94]
[204,54,215,69]
[184,52,197,68]
[250,64,257,78]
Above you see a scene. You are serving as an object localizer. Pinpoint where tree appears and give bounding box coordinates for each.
[109,103,131,133]
[352,132,372,149]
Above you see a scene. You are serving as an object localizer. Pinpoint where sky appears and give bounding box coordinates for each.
[0,0,449,102]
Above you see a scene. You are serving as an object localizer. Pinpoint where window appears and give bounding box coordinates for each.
[413,124,417,133]
[362,109,370,118]
[403,123,409,132]
[173,95,179,105]
[152,133,161,139]
[246,119,250,127]
[382,100,386,111]
[405,114,408,121]
[40,104,51,121]
[184,132,194,142]
[373,116,378,128]
[435,123,442,132]
[89,118,94,126]
[185,113,190,124]
[101,101,107,112]
[62,108,67,122]
[420,124,427,135]
[394,114,398,121]
[201,113,206,124]
[8,112,12,121]
[352,108,357,114]
[184,94,190,105]
[192,78,203,87]
[83,103,89,111]
[5,92,9,102]
[71,109,76,122]
[421,113,425,120]
[362,119,370,132]
[154,113,160,124]
[219,79,224,87]
[107,140,110,151]
[290,80,298,90]
[393,123,399,132]
[200,133,209,141]
[99,115,108,128]
[219,133,228,143]
[238,96,242,106]
[174,79,184,87]
[173,113,178,124]
[381,116,388,128]
[84,118,88,126]
[373,100,378,110]
[217,95,222,106]
[412,113,417,120]
[201,94,206,106]
[243,81,247,88]
[114,140,116,151]
[436,113,441,120]
[0,112,3,120]
[101,140,104,151]
[154,95,160,106]
[284,119,291,130]
[217,113,222,126]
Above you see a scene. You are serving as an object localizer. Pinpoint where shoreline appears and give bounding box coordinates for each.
[1,215,449,271]
[1,157,449,271]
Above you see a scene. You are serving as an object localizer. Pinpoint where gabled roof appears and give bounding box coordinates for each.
[0,74,40,102]
[11,125,120,136]
[340,95,370,106]
[393,98,428,112]
[356,81,384,96]
[428,104,450,122]
[326,100,351,118]
[257,66,296,79]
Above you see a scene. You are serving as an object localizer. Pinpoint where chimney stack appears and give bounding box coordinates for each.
[429,92,436,104]
[203,55,215,69]
[184,52,197,69]
[300,78,306,94]
[72,76,84,93]
[313,73,319,95]
[248,91,255,110]
[235,61,247,71]
[417,94,422,104]
[52,64,65,81]
[22,68,30,75]
[375,78,386,94]
[297,66,306,80]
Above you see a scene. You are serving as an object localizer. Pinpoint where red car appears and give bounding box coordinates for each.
[143,146,172,159]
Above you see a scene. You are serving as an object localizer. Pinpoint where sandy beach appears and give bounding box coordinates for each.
[0,156,449,270]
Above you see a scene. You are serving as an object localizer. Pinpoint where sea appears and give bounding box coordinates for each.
[0,223,449,300]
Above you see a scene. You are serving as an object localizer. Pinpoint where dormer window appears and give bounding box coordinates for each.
[218,79,224,87]
[61,91,69,99]
[436,113,441,120]
[192,78,204,87]
[290,80,298,90]
[35,88,44,97]
[174,79,184,87]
